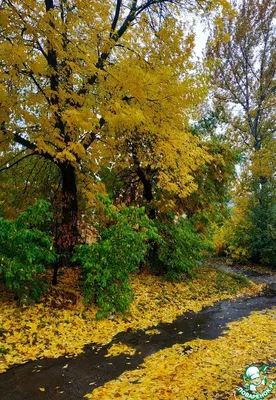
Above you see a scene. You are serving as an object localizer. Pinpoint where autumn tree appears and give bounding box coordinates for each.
[207,0,276,264]
[208,0,275,152]
[0,0,232,268]
[100,106,237,226]
[207,0,275,197]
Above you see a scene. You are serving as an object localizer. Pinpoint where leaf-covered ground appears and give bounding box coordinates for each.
[0,266,264,374]
[85,308,276,399]
[209,257,276,276]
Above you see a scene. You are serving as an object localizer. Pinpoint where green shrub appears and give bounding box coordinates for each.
[218,182,276,267]
[226,219,253,262]
[0,200,56,302]
[249,184,276,266]
[73,196,159,318]
[150,214,212,281]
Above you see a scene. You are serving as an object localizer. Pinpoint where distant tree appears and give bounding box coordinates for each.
[208,0,276,265]
[208,0,275,159]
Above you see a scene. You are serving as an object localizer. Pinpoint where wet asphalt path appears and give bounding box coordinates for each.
[0,289,275,400]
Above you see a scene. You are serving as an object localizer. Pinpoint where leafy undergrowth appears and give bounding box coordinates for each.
[85,308,276,400]
[0,266,264,373]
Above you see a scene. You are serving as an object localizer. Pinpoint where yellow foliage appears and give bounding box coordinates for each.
[0,0,231,213]
[213,192,253,261]
[86,309,276,399]
[222,32,230,43]
[0,267,263,374]
[213,224,232,256]
[251,142,276,180]
[105,344,136,358]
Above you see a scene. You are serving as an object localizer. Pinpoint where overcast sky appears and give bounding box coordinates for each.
[194,20,209,57]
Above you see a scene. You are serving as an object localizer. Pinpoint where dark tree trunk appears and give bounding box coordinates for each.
[52,163,79,285]
[61,163,79,238]
[135,166,157,273]
[136,166,156,219]
[52,264,59,286]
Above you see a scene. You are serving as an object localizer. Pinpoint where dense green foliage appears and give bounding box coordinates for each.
[227,222,252,263]
[0,201,56,301]
[249,183,276,266]
[215,182,276,267]
[73,197,159,318]
[150,214,212,281]
[0,195,215,314]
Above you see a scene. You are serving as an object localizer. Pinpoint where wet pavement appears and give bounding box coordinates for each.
[0,291,275,400]
[211,260,276,290]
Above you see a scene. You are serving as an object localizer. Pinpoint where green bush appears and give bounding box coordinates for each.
[249,184,276,266]
[73,196,159,318]
[0,200,56,302]
[150,214,212,281]
[218,182,276,267]
[226,220,253,262]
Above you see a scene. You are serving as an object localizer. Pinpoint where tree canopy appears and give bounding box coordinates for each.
[208,0,276,265]
[0,1,234,258]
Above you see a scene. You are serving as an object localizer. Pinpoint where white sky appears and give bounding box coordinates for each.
[193,20,209,57]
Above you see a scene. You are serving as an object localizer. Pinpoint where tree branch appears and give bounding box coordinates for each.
[22,65,51,106]
[14,132,55,162]
[0,153,35,173]
[82,117,106,150]
[110,0,122,35]
[80,0,138,91]
[0,149,26,171]
[36,40,49,61]
[14,132,37,151]
[136,0,174,16]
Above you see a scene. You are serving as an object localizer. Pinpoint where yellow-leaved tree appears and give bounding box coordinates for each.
[0,0,231,268]
[207,0,276,265]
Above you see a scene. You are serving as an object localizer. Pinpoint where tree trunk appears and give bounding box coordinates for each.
[52,163,79,285]
[253,138,268,204]
[136,166,156,219]
[135,166,157,273]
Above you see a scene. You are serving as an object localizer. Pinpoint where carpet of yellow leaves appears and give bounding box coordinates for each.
[0,266,264,374]
[85,308,276,400]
